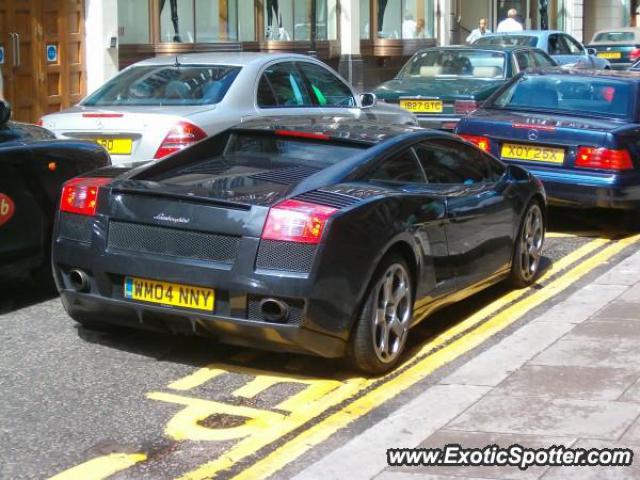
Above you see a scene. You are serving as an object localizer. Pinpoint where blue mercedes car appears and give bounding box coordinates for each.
[474,30,611,70]
[456,69,640,210]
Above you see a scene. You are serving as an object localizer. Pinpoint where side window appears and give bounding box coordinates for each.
[532,50,556,67]
[415,141,505,185]
[548,34,568,55]
[564,35,585,55]
[370,150,426,184]
[256,62,312,108]
[515,51,531,71]
[297,62,356,107]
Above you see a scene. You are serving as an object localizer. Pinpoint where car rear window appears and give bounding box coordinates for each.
[221,133,366,168]
[593,32,636,43]
[400,49,507,79]
[490,74,635,119]
[474,35,538,47]
[82,65,241,106]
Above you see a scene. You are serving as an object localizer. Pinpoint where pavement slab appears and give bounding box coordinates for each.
[446,393,640,440]
[494,365,640,401]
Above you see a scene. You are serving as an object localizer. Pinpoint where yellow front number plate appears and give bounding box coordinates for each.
[124,277,214,311]
[399,99,443,113]
[501,143,565,164]
[95,138,133,155]
[597,52,622,59]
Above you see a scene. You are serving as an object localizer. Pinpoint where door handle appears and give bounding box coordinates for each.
[8,33,15,67]
[13,32,20,68]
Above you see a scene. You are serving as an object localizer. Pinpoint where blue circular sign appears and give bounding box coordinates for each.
[46,45,57,62]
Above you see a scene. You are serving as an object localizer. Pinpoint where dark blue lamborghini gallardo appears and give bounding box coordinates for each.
[52,117,545,374]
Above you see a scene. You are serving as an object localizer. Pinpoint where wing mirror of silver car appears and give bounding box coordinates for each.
[586,47,597,56]
[360,92,377,108]
[0,101,11,126]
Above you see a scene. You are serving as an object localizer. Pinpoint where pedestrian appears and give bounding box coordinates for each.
[466,18,491,43]
[496,8,524,33]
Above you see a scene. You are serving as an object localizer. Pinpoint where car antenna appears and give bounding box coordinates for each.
[174,56,181,68]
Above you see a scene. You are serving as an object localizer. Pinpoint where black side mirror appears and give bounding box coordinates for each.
[360,92,377,108]
[0,101,12,125]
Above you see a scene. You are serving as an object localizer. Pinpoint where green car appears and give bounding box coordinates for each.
[373,45,557,130]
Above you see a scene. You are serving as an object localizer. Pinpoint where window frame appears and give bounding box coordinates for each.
[367,147,428,185]
[295,61,357,108]
[255,61,315,109]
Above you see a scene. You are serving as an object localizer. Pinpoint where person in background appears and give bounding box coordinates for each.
[402,12,417,39]
[415,18,427,38]
[466,18,491,43]
[497,8,524,32]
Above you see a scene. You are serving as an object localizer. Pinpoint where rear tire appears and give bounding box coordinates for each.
[348,254,413,375]
[508,201,545,288]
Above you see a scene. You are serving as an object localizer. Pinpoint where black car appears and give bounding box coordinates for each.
[0,102,110,283]
[373,45,557,130]
[52,117,546,374]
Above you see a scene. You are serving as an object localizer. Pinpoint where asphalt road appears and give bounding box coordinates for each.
[1,208,639,480]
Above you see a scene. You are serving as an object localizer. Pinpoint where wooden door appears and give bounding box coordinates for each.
[42,0,86,115]
[0,0,40,122]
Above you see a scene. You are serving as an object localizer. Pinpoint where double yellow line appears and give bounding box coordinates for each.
[48,234,639,480]
[209,234,639,480]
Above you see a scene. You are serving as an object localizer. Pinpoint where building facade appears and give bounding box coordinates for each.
[0,0,632,123]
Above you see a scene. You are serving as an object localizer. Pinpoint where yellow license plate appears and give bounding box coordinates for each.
[399,99,443,113]
[95,138,133,155]
[597,52,622,59]
[501,143,565,164]
[124,277,214,311]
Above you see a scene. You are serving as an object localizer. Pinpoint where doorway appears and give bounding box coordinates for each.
[0,0,86,123]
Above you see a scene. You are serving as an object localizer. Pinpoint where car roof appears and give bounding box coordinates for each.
[131,52,314,67]
[484,30,562,38]
[523,68,640,81]
[590,27,640,43]
[416,45,540,54]
[230,116,431,145]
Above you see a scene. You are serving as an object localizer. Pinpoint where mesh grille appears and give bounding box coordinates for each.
[294,190,360,209]
[58,213,93,243]
[247,295,303,325]
[108,221,240,263]
[250,166,319,185]
[256,240,317,273]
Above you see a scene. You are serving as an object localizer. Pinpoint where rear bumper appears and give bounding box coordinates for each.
[528,168,640,209]
[61,290,347,357]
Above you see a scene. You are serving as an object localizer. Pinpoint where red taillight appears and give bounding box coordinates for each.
[154,121,207,159]
[455,100,479,115]
[36,118,44,127]
[262,199,338,245]
[459,134,491,152]
[575,147,633,171]
[60,177,111,216]
[630,48,640,61]
[275,129,330,141]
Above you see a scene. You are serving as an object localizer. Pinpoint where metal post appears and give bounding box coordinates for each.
[310,0,317,56]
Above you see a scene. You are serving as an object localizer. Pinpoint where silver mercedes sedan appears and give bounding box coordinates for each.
[40,53,417,165]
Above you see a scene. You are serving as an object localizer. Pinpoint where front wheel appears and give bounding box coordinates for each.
[348,254,413,375]
[508,202,545,288]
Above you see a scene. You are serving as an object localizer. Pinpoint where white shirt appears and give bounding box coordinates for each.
[466,28,491,44]
[496,17,524,33]
[402,19,417,39]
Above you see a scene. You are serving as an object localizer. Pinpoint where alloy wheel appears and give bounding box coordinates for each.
[372,263,412,364]
[519,204,544,282]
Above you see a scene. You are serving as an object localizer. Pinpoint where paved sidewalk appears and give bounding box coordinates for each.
[293,251,640,480]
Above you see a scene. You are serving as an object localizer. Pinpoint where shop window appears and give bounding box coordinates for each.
[118,0,150,44]
[154,0,252,43]
[264,0,337,41]
[361,0,371,38]
[376,0,435,39]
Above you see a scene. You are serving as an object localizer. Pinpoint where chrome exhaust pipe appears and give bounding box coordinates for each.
[259,298,289,323]
[68,269,89,292]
